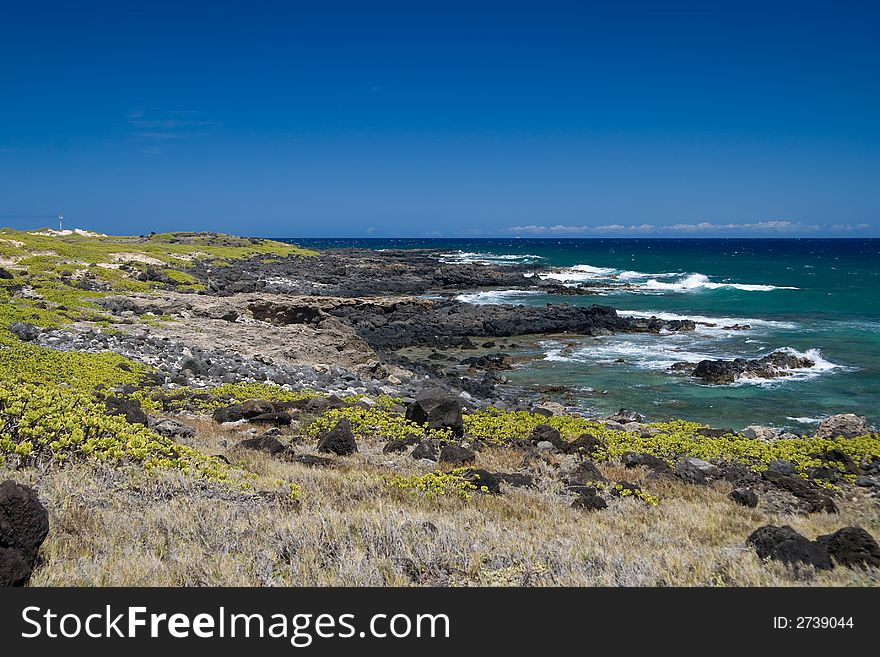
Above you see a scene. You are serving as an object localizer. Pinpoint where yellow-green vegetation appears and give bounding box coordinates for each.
[0,229,319,500]
[303,405,880,484]
[0,334,151,394]
[0,382,299,498]
[306,404,453,441]
[464,408,597,444]
[602,482,660,506]
[0,228,316,266]
[464,409,880,481]
[0,228,317,332]
[385,469,478,500]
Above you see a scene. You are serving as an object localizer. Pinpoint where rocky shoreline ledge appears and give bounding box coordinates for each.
[1,230,878,586]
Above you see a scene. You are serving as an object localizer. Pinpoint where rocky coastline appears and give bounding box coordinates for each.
[1,230,878,587]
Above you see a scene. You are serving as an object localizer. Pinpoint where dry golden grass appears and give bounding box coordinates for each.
[5,417,879,587]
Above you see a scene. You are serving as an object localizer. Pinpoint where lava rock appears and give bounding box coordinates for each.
[292,454,335,467]
[239,435,289,457]
[410,439,440,461]
[405,389,464,436]
[687,350,815,385]
[0,267,14,280]
[571,488,608,511]
[104,397,148,425]
[247,411,294,426]
[462,469,503,494]
[747,525,832,570]
[212,399,275,424]
[498,473,535,488]
[607,409,645,424]
[816,527,880,569]
[729,488,759,508]
[9,322,39,342]
[527,424,568,451]
[762,471,837,514]
[566,433,604,457]
[316,419,358,456]
[621,452,672,475]
[0,480,49,587]
[439,444,476,465]
[150,418,195,440]
[810,448,859,475]
[675,457,719,485]
[566,460,607,486]
[766,459,797,476]
[383,440,409,454]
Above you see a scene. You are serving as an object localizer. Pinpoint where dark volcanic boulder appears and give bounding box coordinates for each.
[762,471,837,514]
[607,409,645,424]
[729,488,759,508]
[462,469,503,495]
[293,454,335,467]
[459,353,511,371]
[247,411,294,426]
[621,452,672,475]
[566,433,604,457]
[674,457,719,485]
[571,488,608,511]
[816,527,880,569]
[212,399,275,424]
[239,435,289,457]
[405,390,464,436]
[565,460,607,487]
[383,434,421,454]
[298,395,346,414]
[439,444,476,465]
[410,439,440,461]
[316,419,358,456]
[0,267,14,279]
[150,418,195,440]
[383,440,409,454]
[104,397,148,425]
[498,473,535,488]
[0,480,49,587]
[747,525,832,570]
[0,548,31,587]
[9,322,39,342]
[686,350,815,385]
[527,424,568,451]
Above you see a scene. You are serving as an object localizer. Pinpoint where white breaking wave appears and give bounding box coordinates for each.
[455,289,543,304]
[722,348,847,387]
[786,416,825,425]
[540,338,847,385]
[538,264,617,282]
[615,309,799,330]
[540,336,731,370]
[536,265,798,293]
[439,251,544,266]
[641,273,799,293]
[618,270,681,281]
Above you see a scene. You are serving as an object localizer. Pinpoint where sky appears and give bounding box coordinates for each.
[1,0,878,238]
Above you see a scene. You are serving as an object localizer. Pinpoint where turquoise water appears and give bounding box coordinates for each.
[291,239,880,431]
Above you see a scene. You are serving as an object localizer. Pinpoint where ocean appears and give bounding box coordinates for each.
[285,238,880,432]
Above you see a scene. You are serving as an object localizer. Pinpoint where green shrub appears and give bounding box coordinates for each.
[385,469,477,500]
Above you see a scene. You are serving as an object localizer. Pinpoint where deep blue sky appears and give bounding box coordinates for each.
[1,0,878,237]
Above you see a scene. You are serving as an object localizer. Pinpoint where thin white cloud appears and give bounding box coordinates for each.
[505,221,872,235]
[128,108,220,146]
